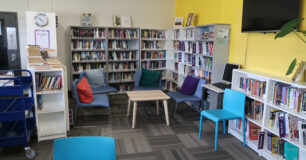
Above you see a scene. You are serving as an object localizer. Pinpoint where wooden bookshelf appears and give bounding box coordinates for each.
[229,69,306,160]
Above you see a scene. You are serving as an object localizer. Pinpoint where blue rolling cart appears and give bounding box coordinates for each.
[0,70,36,159]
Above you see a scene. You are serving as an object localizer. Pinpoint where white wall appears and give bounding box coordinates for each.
[0,0,175,88]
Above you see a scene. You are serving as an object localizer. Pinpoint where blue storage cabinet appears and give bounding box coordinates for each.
[0,70,36,159]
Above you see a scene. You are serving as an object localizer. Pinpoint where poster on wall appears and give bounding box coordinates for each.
[216,29,229,45]
[34,29,50,49]
[6,27,17,50]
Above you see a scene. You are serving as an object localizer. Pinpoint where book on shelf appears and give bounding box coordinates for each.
[71,40,106,50]
[35,74,62,92]
[71,28,106,38]
[108,40,129,49]
[72,51,106,62]
[109,72,135,82]
[109,62,136,71]
[298,120,306,146]
[272,82,306,114]
[73,63,106,73]
[246,98,264,121]
[284,141,298,160]
[239,77,266,98]
[141,61,166,70]
[141,30,166,39]
[110,51,137,61]
[108,29,137,39]
[249,122,261,140]
[141,51,166,60]
[141,41,163,49]
[258,131,265,149]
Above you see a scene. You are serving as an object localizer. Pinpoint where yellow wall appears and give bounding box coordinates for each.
[175,0,306,77]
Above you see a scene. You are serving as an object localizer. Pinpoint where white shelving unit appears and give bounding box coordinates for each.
[140,29,167,89]
[165,24,230,90]
[229,69,306,160]
[29,68,68,142]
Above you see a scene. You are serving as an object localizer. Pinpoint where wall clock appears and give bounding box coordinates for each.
[34,13,48,27]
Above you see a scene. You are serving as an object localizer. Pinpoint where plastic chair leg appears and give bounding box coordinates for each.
[223,120,226,135]
[198,114,203,139]
[214,122,219,151]
[242,118,246,146]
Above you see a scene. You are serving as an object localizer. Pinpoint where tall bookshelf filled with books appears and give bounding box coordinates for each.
[229,69,306,160]
[140,29,167,89]
[108,27,140,93]
[70,26,108,79]
[165,24,230,90]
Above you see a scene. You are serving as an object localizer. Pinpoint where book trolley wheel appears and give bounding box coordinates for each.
[24,147,35,159]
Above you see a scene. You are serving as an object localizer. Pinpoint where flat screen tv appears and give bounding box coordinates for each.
[242,0,301,32]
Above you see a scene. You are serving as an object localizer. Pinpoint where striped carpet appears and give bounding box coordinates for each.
[0,94,265,160]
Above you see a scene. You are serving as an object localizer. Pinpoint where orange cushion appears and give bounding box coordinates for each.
[77,77,94,104]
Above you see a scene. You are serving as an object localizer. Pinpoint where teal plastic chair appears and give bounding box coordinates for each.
[54,137,116,160]
[198,89,246,151]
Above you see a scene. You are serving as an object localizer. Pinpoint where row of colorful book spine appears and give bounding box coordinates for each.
[71,40,106,50]
[239,77,266,98]
[35,74,62,91]
[71,28,106,38]
[72,51,106,62]
[141,30,166,39]
[108,29,138,39]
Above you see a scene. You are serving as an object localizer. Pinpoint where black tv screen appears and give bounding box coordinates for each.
[242,0,301,32]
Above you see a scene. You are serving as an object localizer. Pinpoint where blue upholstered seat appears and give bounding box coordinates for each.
[72,79,111,126]
[167,92,201,103]
[167,78,206,113]
[54,137,116,160]
[80,72,117,94]
[134,70,162,91]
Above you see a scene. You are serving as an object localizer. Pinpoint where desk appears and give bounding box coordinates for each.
[202,84,225,110]
[126,90,170,128]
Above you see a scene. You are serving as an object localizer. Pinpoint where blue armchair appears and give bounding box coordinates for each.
[72,79,111,126]
[134,70,162,91]
[167,78,206,113]
[80,71,117,94]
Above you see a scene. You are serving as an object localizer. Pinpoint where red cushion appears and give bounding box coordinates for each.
[77,77,94,104]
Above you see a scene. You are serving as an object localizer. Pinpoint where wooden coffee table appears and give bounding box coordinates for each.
[126,90,171,128]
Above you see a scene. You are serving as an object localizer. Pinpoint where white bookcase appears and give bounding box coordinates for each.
[229,69,306,160]
[29,68,68,142]
[165,24,230,90]
[140,29,167,89]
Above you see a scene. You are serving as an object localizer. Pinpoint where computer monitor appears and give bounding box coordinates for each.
[222,63,240,83]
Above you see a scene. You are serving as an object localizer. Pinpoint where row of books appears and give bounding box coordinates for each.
[73,63,105,73]
[141,41,163,49]
[71,28,106,38]
[71,40,106,50]
[141,61,166,70]
[239,77,266,98]
[178,53,213,70]
[272,82,306,113]
[266,132,298,159]
[108,40,128,49]
[179,41,214,56]
[141,30,166,39]
[201,31,214,39]
[109,51,137,60]
[181,28,194,40]
[112,84,134,92]
[108,62,137,71]
[72,52,106,62]
[108,29,138,39]
[35,74,62,91]
[108,72,135,82]
[141,51,166,59]
[194,69,212,83]
[172,29,180,40]
[246,99,264,121]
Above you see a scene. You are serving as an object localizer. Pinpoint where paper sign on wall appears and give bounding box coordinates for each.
[216,29,229,45]
[34,29,50,49]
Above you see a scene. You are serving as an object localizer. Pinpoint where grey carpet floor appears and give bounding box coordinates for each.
[0,94,265,160]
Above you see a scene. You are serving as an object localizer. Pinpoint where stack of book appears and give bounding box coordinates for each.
[272,82,306,113]
[35,74,62,91]
[239,77,266,98]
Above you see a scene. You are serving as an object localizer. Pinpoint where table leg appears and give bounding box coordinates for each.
[132,102,138,128]
[127,98,131,117]
[156,100,159,115]
[163,100,169,126]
